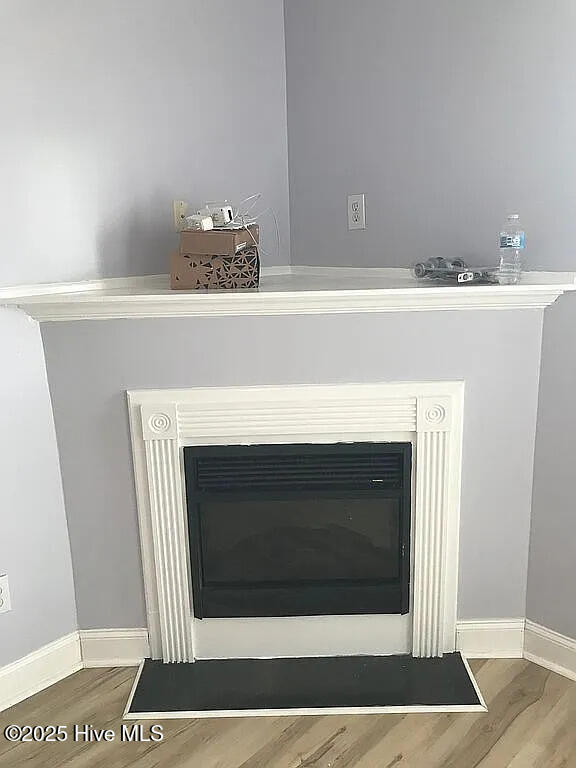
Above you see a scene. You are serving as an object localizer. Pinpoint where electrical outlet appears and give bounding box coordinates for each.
[172,200,188,232]
[0,574,11,614]
[348,194,366,230]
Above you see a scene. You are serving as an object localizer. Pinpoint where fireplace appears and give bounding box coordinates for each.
[184,443,411,619]
[128,381,463,662]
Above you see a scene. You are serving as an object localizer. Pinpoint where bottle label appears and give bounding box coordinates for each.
[500,232,526,249]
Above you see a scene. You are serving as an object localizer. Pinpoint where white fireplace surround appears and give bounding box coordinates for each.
[127,381,464,663]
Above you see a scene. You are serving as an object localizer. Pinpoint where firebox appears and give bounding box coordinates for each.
[184,442,411,619]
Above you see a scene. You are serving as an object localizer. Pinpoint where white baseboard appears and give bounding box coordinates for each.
[81,622,528,665]
[82,622,528,664]
[524,620,576,682]
[80,619,524,667]
[456,619,525,658]
[79,628,149,668]
[0,633,82,713]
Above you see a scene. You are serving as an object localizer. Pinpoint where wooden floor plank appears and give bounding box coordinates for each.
[507,683,576,768]
[478,668,568,768]
[0,659,574,768]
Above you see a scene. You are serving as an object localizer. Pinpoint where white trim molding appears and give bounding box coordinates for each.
[2,267,575,321]
[124,703,487,720]
[76,621,530,668]
[456,619,525,659]
[79,629,150,668]
[0,633,82,713]
[127,381,465,663]
[524,620,576,682]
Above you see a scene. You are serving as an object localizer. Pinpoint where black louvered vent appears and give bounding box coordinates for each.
[195,451,404,491]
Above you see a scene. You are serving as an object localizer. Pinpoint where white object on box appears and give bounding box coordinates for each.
[183,214,214,231]
[201,202,234,227]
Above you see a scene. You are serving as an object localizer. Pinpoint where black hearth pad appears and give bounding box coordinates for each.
[126,653,484,716]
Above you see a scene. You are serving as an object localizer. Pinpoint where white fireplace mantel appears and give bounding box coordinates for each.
[2,266,575,321]
[127,381,464,664]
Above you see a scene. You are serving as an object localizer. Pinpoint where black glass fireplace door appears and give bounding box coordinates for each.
[184,443,411,618]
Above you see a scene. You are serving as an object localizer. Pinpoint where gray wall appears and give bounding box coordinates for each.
[42,310,543,629]
[0,0,290,285]
[284,0,576,637]
[0,0,290,666]
[527,300,576,637]
[0,310,77,666]
[3,0,574,651]
[284,0,576,270]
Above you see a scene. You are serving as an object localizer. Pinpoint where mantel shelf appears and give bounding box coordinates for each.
[1,267,575,322]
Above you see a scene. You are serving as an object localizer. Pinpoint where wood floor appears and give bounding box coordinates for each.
[1,659,576,767]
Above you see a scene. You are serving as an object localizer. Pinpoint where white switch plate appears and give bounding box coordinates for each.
[0,574,11,614]
[348,194,366,230]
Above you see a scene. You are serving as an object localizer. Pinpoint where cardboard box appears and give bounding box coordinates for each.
[171,225,260,290]
[171,248,260,290]
[179,225,259,258]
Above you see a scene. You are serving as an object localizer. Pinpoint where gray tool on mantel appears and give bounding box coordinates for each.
[413,257,498,284]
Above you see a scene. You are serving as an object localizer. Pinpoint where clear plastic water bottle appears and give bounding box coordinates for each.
[497,214,525,285]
